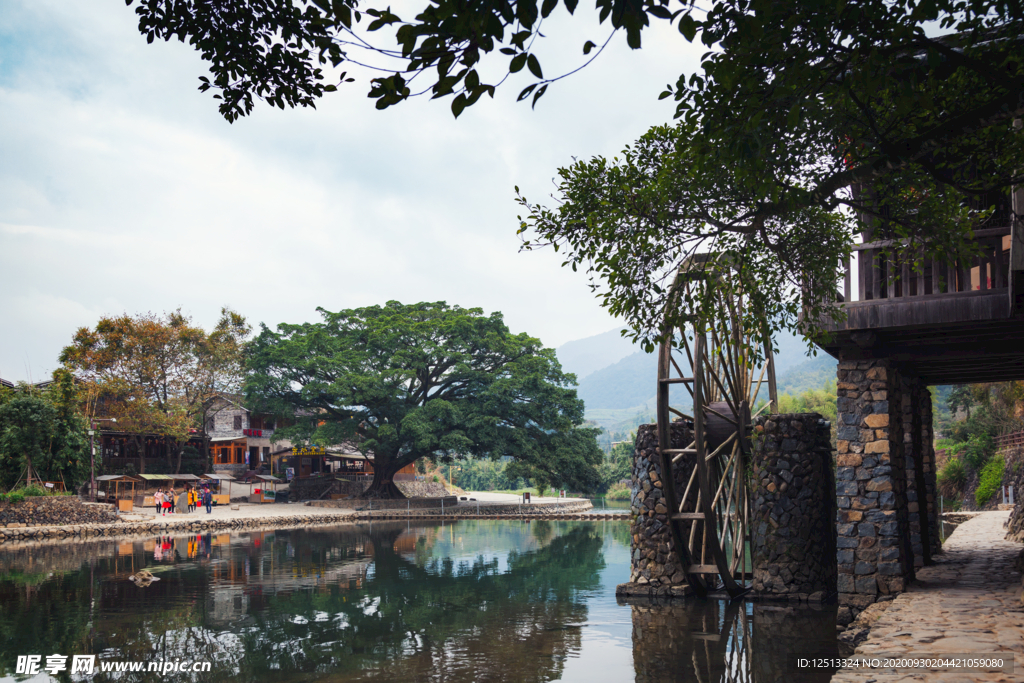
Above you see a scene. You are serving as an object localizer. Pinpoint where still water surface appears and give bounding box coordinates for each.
[0,520,836,682]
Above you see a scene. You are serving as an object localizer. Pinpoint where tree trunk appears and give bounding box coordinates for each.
[135,436,146,474]
[166,439,173,468]
[360,459,407,499]
[175,441,184,475]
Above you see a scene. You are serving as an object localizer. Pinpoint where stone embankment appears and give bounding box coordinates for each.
[339,499,595,520]
[290,478,450,501]
[0,511,360,543]
[0,497,607,546]
[0,496,119,527]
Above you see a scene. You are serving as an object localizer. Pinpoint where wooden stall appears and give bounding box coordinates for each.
[200,473,234,505]
[95,474,139,511]
[248,474,282,503]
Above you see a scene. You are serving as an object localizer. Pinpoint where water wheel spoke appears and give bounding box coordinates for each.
[668,405,693,421]
[657,262,769,599]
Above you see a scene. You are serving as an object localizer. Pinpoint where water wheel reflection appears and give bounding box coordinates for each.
[627,597,839,683]
[630,599,752,683]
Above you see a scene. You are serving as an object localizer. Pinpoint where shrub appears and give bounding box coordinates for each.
[536,483,549,498]
[6,492,25,504]
[937,457,966,497]
[605,483,631,500]
[958,436,991,473]
[432,475,440,483]
[975,457,1006,508]
[21,484,48,497]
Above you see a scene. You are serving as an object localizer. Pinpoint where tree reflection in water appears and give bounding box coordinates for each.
[0,522,837,683]
[0,522,606,683]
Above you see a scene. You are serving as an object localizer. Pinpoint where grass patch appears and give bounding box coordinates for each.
[937,457,966,497]
[975,457,1006,508]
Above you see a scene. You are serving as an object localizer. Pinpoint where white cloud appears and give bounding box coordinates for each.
[0,0,704,381]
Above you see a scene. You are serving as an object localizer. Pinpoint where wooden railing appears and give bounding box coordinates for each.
[836,227,1012,303]
[996,431,1024,453]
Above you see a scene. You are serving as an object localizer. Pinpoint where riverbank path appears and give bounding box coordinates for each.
[832,510,1024,682]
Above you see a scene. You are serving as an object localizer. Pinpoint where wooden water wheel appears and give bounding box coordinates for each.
[656,259,778,598]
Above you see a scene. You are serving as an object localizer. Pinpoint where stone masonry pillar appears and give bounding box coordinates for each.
[919,383,941,556]
[836,359,915,608]
[901,374,928,567]
[750,413,837,600]
[624,422,693,596]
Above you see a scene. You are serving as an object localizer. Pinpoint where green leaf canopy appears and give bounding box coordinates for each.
[244,301,603,497]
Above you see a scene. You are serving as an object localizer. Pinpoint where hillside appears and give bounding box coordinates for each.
[576,351,659,410]
[569,328,840,432]
[776,353,838,396]
[555,327,636,380]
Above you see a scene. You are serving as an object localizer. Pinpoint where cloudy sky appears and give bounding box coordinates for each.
[0,1,703,382]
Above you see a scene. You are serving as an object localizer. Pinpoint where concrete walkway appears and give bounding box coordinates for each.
[127,501,353,522]
[833,511,1024,682]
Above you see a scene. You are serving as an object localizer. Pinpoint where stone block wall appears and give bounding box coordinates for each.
[0,497,119,528]
[919,384,941,556]
[901,375,939,566]
[750,413,837,599]
[628,423,694,588]
[901,375,927,568]
[836,359,915,604]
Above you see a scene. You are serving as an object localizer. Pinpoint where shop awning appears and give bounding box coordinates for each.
[202,473,236,480]
[210,436,246,442]
[138,473,203,481]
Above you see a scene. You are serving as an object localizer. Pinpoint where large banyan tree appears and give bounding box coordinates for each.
[244,301,603,498]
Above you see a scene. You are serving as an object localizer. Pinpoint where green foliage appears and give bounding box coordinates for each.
[0,491,26,504]
[604,482,631,501]
[432,475,440,483]
[938,457,967,498]
[535,483,549,498]
[245,301,603,497]
[975,457,1006,508]
[952,433,995,470]
[0,370,89,490]
[777,380,837,422]
[454,459,527,492]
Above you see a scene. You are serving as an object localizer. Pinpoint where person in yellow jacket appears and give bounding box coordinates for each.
[188,487,197,513]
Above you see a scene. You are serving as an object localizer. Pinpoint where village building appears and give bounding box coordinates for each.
[269,441,417,481]
[204,395,294,475]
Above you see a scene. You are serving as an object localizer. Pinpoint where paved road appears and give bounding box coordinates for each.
[833,511,1024,682]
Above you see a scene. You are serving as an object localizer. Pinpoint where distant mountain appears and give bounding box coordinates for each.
[776,353,838,396]
[576,350,659,410]
[555,327,638,380]
[567,327,841,432]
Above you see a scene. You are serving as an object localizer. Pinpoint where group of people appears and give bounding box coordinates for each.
[152,485,215,516]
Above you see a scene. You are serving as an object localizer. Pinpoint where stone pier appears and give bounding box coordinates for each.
[625,423,693,594]
[836,358,938,614]
[750,413,837,600]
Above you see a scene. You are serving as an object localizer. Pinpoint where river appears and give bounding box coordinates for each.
[0,519,837,682]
